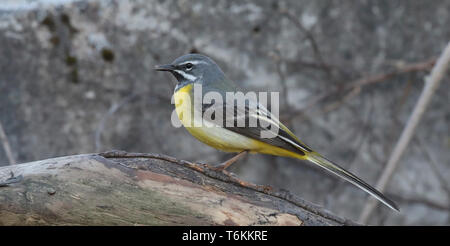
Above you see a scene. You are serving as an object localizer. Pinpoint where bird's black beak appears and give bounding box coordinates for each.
[154,64,175,72]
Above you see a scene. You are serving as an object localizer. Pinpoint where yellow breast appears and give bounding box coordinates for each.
[173,84,195,127]
[173,84,304,159]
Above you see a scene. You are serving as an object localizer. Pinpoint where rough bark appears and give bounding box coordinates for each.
[0,150,356,226]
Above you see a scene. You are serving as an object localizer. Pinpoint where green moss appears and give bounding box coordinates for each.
[101,48,115,62]
[65,55,77,66]
[60,13,70,25]
[49,36,60,46]
[41,15,55,32]
[64,55,79,84]
[60,13,78,34]
[69,69,79,84]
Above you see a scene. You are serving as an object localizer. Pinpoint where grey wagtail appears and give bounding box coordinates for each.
[155,54,399,211]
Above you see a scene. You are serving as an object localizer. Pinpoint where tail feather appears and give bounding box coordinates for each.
[306,153,399,212]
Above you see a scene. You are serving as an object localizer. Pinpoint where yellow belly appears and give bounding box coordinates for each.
[173,84,304,159]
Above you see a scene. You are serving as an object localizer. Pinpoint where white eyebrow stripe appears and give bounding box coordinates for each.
[179,60,208,66]
[173,70,197,81]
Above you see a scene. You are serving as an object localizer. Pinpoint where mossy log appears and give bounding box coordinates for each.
[0,151,356,226]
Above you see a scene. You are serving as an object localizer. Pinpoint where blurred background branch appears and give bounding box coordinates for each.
[0,121,15,165]
[359,42,450,224]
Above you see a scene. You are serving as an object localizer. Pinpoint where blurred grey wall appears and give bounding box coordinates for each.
[0,0,449,225]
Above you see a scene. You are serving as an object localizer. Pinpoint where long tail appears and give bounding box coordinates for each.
[306,152,399,211]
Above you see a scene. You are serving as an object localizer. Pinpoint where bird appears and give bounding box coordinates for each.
[155,53,399,212]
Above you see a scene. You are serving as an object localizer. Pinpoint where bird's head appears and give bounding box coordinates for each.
[155,53,226,91]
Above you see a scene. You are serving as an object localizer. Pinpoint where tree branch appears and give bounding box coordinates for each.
[0,150,358,226]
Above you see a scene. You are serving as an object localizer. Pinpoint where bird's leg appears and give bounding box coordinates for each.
[205,150,273,192]
[212,150,248,171]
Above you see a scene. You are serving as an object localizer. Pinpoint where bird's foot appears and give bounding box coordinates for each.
[208,164,229,172]
[205,164,235,177]
[204,164,273,193]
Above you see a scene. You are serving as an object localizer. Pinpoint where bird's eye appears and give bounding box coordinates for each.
[185,63,193,71]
